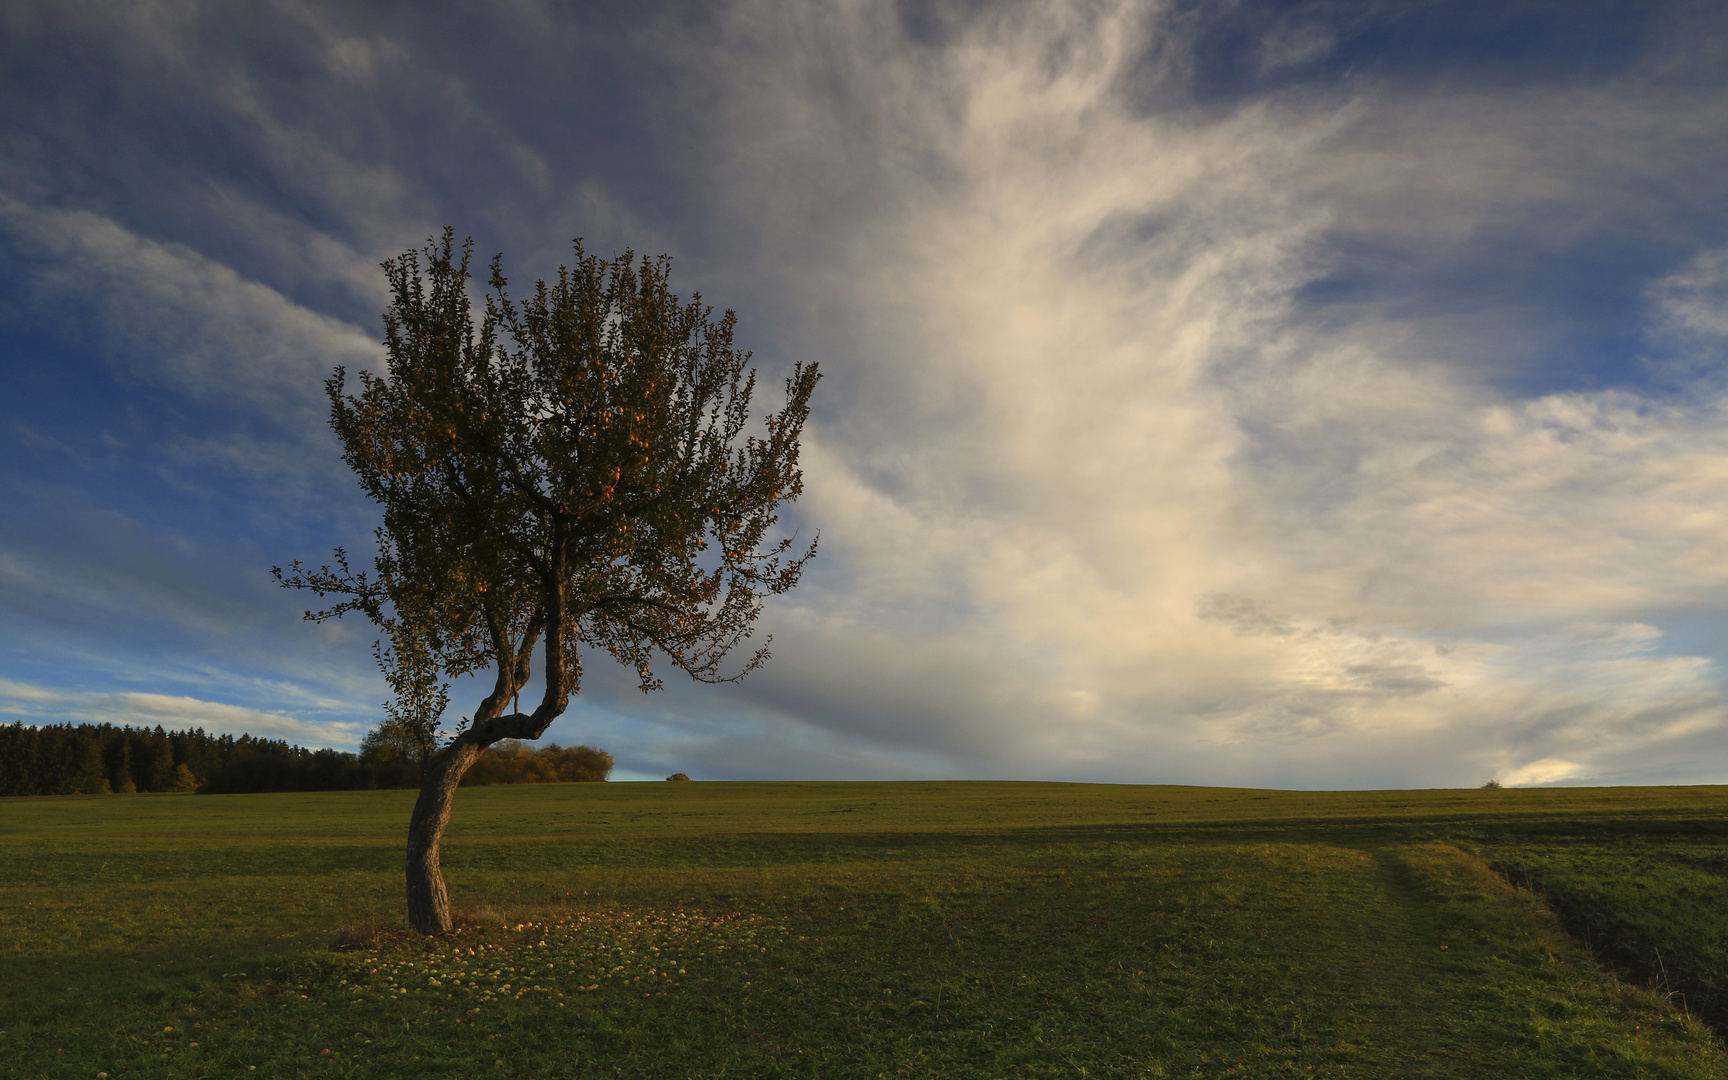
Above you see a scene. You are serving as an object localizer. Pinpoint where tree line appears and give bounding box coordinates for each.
[0,721,611,797]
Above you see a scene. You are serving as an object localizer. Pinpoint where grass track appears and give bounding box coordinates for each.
[3,782,1727,1078]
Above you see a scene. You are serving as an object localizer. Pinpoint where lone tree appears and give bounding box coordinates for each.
[276,230,818,933]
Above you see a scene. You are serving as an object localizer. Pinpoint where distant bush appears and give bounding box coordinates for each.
[1481,779,1502,789]
[665,772,691,781]
[460,741,613,786]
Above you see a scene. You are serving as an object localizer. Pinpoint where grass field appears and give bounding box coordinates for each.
[4,782,1728,1078]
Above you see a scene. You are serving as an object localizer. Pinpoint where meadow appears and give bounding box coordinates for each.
[4,781,1728,1078]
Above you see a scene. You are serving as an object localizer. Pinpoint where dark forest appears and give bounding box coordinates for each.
[0,722,611,797]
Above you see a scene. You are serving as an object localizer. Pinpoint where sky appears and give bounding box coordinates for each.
[2,0,1727,788]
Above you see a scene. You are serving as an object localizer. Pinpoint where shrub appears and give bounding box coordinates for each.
[459,742,613,786]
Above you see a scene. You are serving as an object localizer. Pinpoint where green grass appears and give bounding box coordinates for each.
[3,782,1727,1078]
[1469,832,1728,1034]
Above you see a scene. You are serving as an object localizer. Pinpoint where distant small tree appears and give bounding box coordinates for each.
[665,772,691,781]
[358,720,423,770]
[164,763,199,793]
[63,733,109,795]
[356,720,427,788]
[104,739,135,794]
[138,736,175,793]
[1480,779,1502,789]
[276,231,818,933]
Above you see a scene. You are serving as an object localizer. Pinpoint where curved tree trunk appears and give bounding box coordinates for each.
[405,741,480,934]
[404,696,560,933]
[407,594,567,934]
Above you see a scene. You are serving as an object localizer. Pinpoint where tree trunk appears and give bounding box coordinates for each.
[405,741,480,934]
[403,704,555,933]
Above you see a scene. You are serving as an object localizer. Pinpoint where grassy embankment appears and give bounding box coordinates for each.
[4,782,1728,1078]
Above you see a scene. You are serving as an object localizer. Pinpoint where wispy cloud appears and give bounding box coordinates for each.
[0,196,380,420]
[601,0,1728,786]
[0,678,363,747]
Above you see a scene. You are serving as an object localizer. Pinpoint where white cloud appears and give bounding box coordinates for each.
[0,678,362,747]
[0,194,382,416]
[631,0,1728,785]
[1646,247,1728,384]
[1502,758,1587,787]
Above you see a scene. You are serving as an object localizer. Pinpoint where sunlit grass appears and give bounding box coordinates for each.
[333,910,777,1003]
[3,782,1727,1077]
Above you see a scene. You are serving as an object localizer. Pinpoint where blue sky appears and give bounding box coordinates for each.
[2,0,1727,787]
